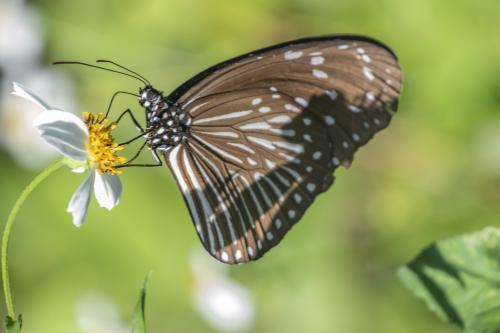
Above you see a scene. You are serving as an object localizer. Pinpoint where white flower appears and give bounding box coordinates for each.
[0,0,44,72]
[0,69,77,169]
[76,292,129,333]
[190,251,255,332]
[12,82,126,227]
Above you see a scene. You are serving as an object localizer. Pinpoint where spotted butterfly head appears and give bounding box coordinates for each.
[139,85,163,109]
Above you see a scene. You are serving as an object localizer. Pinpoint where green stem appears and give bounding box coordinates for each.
[1,159,66,318]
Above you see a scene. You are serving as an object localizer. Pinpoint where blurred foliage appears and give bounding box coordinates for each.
[399,227,500,333]
[4,315,22,333]
[1,0,500,332]
[132,274,149,333]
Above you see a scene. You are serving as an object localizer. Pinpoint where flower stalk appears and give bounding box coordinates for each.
[2,159,66,318]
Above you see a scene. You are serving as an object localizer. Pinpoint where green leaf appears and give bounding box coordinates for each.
[132,273,151,333]
[398,227,500,333]
[4,315,22,333]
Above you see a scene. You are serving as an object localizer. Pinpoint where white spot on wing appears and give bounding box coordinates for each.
[294,97,308,107]
[310,56,325,65]
[274,141,304,154]
[239,122,271,131]
[363,67,375,81]
[227,142,255,154]
[247,157,257,166]
[259,106,271,113]
[194,110,253,125]
[282,165,301,179]
[235,250,242,260]
[312,69,328,79]
[307,183,316,193]
[349,105,362,113]
[269,128,295,137]
[326,90,338,100]
[192,134,243,164]
[168,146,204,243]
[279,152,300,164]
[268,115,292,124]
[265,159,276,169]
[198,131,239,138]
[251,98,262,105]
[285,104,301,113]
[248,136,275,150]
[274,170,290,187]
[284,50,303,60]
[324,115,335,125]
[187,101,208,114]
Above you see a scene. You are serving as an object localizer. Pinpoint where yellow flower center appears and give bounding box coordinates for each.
[83,112,127,175]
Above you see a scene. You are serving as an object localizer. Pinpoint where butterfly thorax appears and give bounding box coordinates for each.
[139,86,191,150]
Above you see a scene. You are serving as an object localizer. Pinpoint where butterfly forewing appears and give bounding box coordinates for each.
[163,35,402,264]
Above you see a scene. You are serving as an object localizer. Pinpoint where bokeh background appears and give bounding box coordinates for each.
[1,0,499,332]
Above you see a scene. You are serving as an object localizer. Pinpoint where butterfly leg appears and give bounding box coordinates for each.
[116,149,163,169]
[104,91,139,119]
[115,108,144,132]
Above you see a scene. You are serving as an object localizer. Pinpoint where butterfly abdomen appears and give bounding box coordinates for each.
[139,86,191,150]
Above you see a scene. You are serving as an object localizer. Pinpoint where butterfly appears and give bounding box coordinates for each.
[57,34,402,264]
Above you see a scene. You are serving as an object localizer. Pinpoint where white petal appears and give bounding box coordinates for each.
[12,82,52,111]
[34,110,89,162]
[67,171,95,227]
[94,172,122,210]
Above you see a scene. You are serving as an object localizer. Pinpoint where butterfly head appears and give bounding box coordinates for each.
[139,86,163,109]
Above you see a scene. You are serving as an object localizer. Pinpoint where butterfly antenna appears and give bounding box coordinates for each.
[53,61,149,86]
[96,60,151,86]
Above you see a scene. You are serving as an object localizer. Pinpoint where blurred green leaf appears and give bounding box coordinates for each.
[4,315,22,333]
[132,273,151,333]
[398,227,500,333]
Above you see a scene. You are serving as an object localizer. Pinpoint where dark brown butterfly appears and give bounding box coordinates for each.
[57,35,403,264]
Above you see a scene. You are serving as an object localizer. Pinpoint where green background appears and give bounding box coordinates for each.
[1,0,500,332]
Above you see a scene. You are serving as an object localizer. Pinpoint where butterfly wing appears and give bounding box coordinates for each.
[163,35,402,264]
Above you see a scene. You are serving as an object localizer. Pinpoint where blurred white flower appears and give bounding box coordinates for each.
[76,292,129,333]
[12,82,125,227]
[0,0,44,73]
[0,0,78,170]
[0,69,77,168]
[190,251,255,332]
